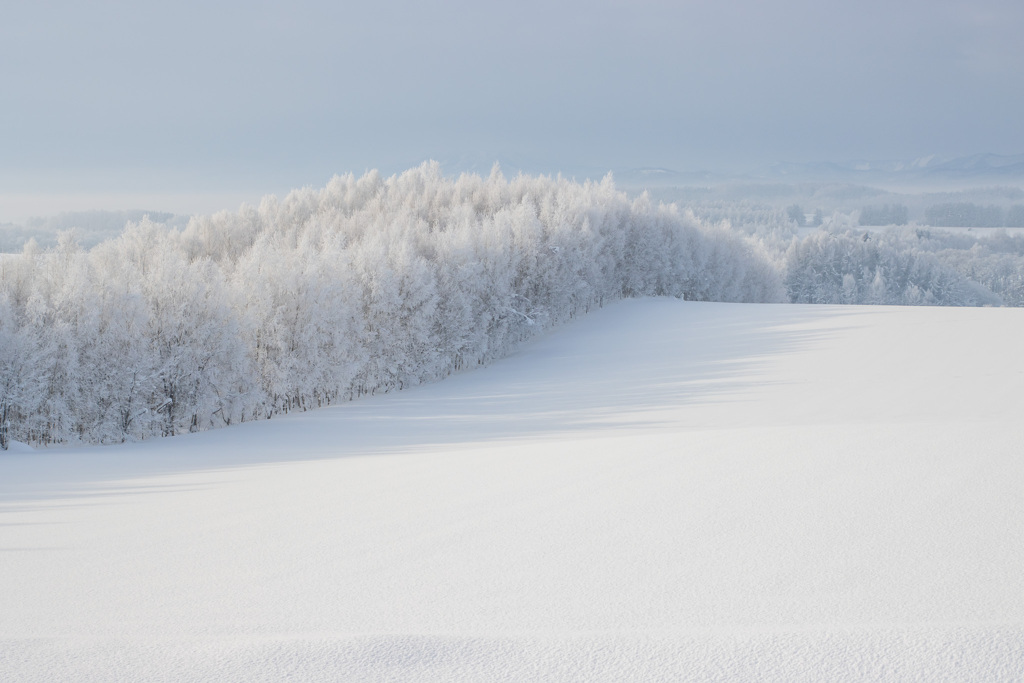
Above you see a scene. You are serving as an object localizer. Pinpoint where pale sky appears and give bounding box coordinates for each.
[2,0,1022,218]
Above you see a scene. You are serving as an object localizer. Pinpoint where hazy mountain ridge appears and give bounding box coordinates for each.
[400,153,1024,189]
[603,153,1024,190]
[759,153,1024,184]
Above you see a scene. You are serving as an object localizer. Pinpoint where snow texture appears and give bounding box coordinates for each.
[2,298,1023,681]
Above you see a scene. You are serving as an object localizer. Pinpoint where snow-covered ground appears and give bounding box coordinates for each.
[2,299,1023,682]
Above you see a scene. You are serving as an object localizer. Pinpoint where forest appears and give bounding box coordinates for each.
[0,164,781,448]
[4,164,1024,448]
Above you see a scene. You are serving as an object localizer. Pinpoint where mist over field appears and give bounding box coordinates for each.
[3,0,1024,680]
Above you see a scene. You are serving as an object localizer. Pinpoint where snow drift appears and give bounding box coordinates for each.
[2,298,1022,681]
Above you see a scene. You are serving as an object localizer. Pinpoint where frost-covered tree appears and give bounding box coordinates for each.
[0,163,787,447]
[925,203,1004,228]
[859,204,908,226]
[787,204,805,226]
[0,293,35,450]
[783,229,999,306]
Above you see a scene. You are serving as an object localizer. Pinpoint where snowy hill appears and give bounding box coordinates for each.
[2,298,1023,682]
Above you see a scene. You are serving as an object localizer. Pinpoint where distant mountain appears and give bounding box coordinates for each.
[597,154,1024,190]
[755,153,1024,184]
[328,154,1024,189]
[609,167,724,187]
[924,153,1024,177]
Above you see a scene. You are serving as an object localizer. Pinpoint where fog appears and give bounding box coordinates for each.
[2,0,1022,219]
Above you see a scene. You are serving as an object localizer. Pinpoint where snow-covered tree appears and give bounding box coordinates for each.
[0,164,790,447]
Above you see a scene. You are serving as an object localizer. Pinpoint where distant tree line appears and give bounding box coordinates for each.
[859,204,909,226]
[924,203,1024,228]
[778,223,1024,307]
[1,210,189,252]
[783,229,999,306]
[786,205,823,227]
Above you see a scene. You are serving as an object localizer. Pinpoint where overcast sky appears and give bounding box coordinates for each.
[2,0,1023,217]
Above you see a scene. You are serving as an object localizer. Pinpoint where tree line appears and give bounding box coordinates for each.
[924,203,1024,228]
[0,164,783,448]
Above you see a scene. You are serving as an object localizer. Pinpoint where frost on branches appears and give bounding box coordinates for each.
[0,164,783,447]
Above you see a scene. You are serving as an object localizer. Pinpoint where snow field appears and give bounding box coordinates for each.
[2,298,1023,681]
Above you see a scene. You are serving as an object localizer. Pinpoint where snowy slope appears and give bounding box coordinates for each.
[2,299,1023,682]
